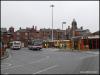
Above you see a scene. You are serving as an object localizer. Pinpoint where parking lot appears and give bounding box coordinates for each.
[1,48,99,74]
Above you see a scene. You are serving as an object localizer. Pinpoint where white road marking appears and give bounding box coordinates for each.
[79,55,98,60]
[11,50,44,57]
[6,53,12,60]
[3,72,9,75]
[33,65,58,74]
[1,56,50,70]
[1,63,12,67]
[85,52,99,55]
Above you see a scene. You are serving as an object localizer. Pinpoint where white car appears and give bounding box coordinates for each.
[10,41,21,50]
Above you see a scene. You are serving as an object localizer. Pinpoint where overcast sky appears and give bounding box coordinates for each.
[1,1,99,32]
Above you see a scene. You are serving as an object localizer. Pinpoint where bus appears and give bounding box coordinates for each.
[28,39,43,50]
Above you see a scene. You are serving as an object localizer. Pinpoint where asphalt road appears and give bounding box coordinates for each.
[1,48,99,74]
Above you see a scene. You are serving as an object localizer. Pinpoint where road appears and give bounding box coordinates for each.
[1,48,99,74]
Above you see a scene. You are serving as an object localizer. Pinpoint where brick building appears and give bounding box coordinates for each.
[0,28,13,57]
[1,19,92,48]
[40,28,66,41]
[1,28,13,48]
[12,26,40,47]
[65,19,91,50]
[66,19,90,40]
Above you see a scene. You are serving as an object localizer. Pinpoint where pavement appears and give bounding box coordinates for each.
[1,48,99,74]
[0,51,9,60]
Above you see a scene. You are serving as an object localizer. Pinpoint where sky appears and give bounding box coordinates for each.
[1,1,99,33]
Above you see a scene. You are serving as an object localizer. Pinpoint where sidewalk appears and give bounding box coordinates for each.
[84,51,99,55]
[0,51,9,60]
[57,48,81,52]
[57,48,99,53]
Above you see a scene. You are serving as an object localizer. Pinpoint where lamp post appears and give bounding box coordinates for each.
[62,22,66,39]
[62,22,66,48]
[50,4,54,42]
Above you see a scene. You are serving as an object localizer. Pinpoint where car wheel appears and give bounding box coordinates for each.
[37,48,40,50]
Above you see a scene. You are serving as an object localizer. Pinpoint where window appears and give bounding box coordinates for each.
[0,42,2,48]
[17,32,20,35]
[25,33,28,36]
[25,37,28,39]
[17,37,20,40]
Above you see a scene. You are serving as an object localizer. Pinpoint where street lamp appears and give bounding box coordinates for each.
[62,22,66,39]
[50,4,54,42]
[62,21,66,48]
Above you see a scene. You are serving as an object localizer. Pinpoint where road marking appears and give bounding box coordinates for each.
[33,65,58,74]
[11,50,44,57]
[1,56,50,70]
[6,53,12,60]
[85,52,99,55]
[29,56,49,64]
[1,63,12,67]
[3,72,9,75]
[79,55,98,60]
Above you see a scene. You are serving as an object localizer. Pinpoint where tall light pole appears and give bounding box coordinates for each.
[62,21,66,48]
[50,4,54,42]
[62,22,66,39]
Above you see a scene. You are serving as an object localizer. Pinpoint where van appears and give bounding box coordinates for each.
[10,41,21,50]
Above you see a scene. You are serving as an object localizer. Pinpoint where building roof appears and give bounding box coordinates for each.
[40,28,51,32]
[71,36,82,40]
[9,26,14,29]
[55,29,64,32]
[40,28,65,32]
[92,31,99,35]
[16,29,28,32]
[1,28,7,33]
[75,29,89,32]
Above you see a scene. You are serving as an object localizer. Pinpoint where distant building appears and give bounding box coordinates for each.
[8,26,14,33]
[66,19,90,39]
[40,28,66,41]
[13,28,29,47]
[13,25,39,47]
[65,19,91,49]
[1,27,13,48]
[1,19,92,49]
[80,31,100,50]
[1,28,9,45]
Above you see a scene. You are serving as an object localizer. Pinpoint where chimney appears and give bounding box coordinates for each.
[9,26,14,33]
[80,26,83,30]
[68,26,70,29]
[35,26,37,30]
[19,27,21,30]
[33,25,34,29]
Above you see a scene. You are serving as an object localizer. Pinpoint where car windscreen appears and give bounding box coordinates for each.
[28,40,42,45]
[34,42,42,46]
[13,42,20,45]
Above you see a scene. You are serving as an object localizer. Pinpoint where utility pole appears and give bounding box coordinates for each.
[50,4,54,42]
[62,22,66,48]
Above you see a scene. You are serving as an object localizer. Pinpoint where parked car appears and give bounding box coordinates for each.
[10,41,21,50]
[28,39,43,50]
